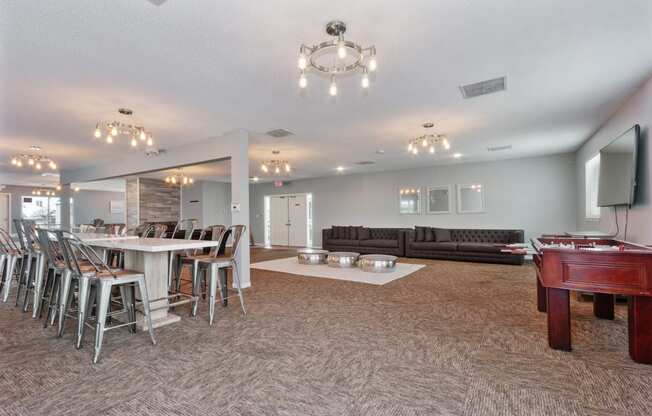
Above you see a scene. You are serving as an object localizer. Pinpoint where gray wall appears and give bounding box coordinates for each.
[250,153,578,247]
[72,189,125,225]
[576,75,652,244]
[179,180,232,228]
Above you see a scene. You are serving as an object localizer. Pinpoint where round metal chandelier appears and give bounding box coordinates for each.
[164,169,194,186]
[261,150,291,175]
[93,108,154,148]
[298,20,377,95]
[10,146,57,170]
[407,123,451,155]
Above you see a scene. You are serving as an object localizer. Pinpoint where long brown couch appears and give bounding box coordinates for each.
[322,226,407,256]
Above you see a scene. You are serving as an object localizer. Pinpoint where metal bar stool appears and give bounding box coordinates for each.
[57,231,156,363]
[0,227,22,302]
[34,228,69,327]
[195,225,247,325]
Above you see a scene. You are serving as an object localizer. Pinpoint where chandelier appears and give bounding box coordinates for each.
[407,123,451,155]
[261,151,291,175]
[164,169,194,186]
[298,20,377,95]
[94,108,154,148]
[31,188,56,196]
[10,146,57,170]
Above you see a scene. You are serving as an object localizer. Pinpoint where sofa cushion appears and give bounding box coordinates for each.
[328,239,360,247]
[435,228,452,242]
[349,226,358,240]
[360,239,399,248]
[457,242,502,253]
[410,242,457,251]
[424,227,435,242]
[333,226,351,240]
[451,229,519,244]
[415,226,427,242]
[358,227,371,240]
[370,228,399,240]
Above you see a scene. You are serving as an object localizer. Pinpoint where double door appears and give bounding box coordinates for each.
[270,194,307,247]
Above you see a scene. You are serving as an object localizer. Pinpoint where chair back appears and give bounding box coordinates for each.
[0,227,20,255]
[170,219,198,239]
[55,230,115,278]
[227,225,246,262]
[207,225,227,257]
[13,219,29,252]
[35,228,64,269]
[91,218,105,227]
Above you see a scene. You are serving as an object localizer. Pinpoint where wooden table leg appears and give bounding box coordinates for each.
[628,296,652,364]
[593,293,615,320]
[547,288,571,351]
[536,277,547,312]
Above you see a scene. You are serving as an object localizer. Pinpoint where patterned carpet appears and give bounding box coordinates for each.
[1,247,651,416]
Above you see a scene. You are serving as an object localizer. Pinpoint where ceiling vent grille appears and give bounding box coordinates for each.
[460,77,506,99]
[355,161,375,165]
[266,128,294,138]
[487,144,512,152]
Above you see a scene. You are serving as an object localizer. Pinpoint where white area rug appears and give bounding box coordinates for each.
[251,257,425,285]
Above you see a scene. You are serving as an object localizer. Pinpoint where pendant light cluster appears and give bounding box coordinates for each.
[260,150,291,175]
[93,108,154,148]
[164,169,194,186]
[407,123,451,155]
[298,20,377,95]
[10,146,57,170]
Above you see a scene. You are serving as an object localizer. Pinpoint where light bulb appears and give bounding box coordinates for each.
[36,190,41,195]
[171,177,176,184]
[329,79,338,96]
[140,130,146,141]
[56,185,61,191]
[443,139,450,150]
[275,166,280,174]
[49,162,57,169]
[94,126,101,138]
[337,40,347,59]
[111,126,118,136]
[74,187,80,192]
[11,157,17,165]
[407,143,413,152]
[285,163,291,172]
[131,138,138,147]
[429,146,435,154]
[183,177,188,184]
[28,158,34,165]
[453,153,462,159]
[336,166,344,173]
[106,135,113,144]
[189,178,194,184]
[299,73,307,89]
[261,164,268,173]
[17,160,22,167]
[32,190,35,195]
[252,176,259,182]
[35,162,42,170]
[298,54,307,70]
[412,147,418,155]
[361,73,370,89]
[165,177,170,183]
[368,57,377,72]
[147,137,153,146]
[422,138,428,147]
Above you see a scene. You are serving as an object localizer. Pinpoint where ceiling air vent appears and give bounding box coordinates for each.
[460,77,506,99]
[487,144,512,152]
[266,128,294,138]
[355,161,375,165]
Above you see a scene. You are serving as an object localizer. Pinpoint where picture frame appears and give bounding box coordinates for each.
[426,185,452,214]
[109,200,125,214]
[457,184,485,214]
[399,187,421,215]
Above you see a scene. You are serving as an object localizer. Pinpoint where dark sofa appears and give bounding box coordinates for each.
[322,226,407,256]
[406,227,524,265]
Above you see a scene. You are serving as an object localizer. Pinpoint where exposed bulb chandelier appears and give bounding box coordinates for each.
[298,20,377,95]
[261,150,291,175]
[31,188,57,196]
[94,108,154,148]
[164,170,194,186]
[407,123,451,155]
[10,146,57,170]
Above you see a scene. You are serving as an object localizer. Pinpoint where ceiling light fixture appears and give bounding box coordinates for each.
[164,169,194,186]
[407,123,451,156]
[94,108,154,149]
[298,20,377,94]
[336,166,345,173]
[261,150,291,175]
[453,153,462,159]
[10,150,57,171]
[31,188,56,196]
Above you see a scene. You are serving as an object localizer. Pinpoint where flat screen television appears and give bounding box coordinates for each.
[597,124,639,207]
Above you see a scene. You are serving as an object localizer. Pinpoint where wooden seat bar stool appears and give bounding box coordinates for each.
[0,226,22,303]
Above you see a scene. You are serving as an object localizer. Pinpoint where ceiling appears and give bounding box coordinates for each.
[2,0,652,187]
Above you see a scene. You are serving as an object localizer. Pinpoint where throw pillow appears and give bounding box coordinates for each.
[358,227,371,240]
[331,226,339,239]
[435,228,452,242]
[415,226,426,242]
[349,226,358,240]
[424,227,435,242]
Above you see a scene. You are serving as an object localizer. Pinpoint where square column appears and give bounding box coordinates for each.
[230,130,251,288]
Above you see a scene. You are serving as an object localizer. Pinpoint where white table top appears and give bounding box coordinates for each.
[85,237,220,253]
[75,233,139,242]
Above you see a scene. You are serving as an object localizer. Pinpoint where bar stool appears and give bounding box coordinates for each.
[174,225,227,295]
[57,231,156,363]
[0,227,22,302]
[195,225,247,325]
[13,220,45,316]
[34,228,69,327]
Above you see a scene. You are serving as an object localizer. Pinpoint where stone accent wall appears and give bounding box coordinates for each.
[126,177,139,228]
[138,178,180,224]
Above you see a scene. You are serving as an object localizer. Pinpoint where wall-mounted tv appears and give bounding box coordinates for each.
[597,124,639,207]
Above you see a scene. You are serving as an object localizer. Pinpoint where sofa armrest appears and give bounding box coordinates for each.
[397,229,407,253]
[405,230,415,244]
[322,229,332,248]
[511,230,525,244]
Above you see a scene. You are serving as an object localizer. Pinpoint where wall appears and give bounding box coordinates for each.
[181,182,203,225]
[576,75,652,244]
[251,153,577,247]
[126,177,139,229]
[179,180,231,228]
[138,177,180,224]
[72,189,125,225]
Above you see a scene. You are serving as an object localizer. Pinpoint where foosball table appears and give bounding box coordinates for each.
[531,236,652,364]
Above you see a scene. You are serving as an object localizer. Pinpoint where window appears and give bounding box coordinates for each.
[585,154,601,219]
[21,196,61,227]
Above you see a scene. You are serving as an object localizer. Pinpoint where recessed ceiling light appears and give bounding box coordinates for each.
[453,153,462,159]
[487,145,512,152]
[266,128,294,138]
[422,122,434,129]
[336,166,345,172]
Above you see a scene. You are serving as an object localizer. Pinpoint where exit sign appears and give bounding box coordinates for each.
[274,181,284,188]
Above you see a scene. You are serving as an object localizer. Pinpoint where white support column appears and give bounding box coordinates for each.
[230,130,251,288]
[60,184,71,231]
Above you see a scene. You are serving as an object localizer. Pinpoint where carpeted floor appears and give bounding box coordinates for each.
[1,247,651,415]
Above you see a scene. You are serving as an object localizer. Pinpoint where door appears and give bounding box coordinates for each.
[270,196,289,246]
[0,193,9,232]
[288,194,307,247]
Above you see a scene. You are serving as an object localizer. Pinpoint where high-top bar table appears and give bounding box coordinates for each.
[76,236,220,330]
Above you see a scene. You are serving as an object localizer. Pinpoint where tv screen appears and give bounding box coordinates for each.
[597,124,639,207]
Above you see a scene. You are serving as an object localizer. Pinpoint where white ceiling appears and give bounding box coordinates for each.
[2,0,652,186]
